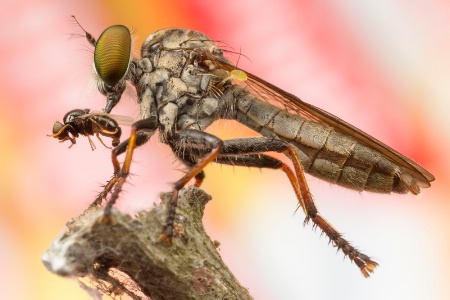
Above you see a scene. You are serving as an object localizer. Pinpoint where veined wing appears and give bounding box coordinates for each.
[89,110,135,126]
[213,58,434,187]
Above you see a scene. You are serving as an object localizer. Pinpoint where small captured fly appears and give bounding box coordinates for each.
[66,16,434,277]
[49,108,133,150]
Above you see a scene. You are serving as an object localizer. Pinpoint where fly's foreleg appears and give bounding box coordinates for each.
[91,131,151,207]
[94,117,156,212]
[215,137,378,277]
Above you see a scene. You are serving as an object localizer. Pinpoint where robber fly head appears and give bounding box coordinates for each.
[72,16,132,113]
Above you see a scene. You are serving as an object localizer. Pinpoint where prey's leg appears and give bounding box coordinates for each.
[95,133,112,149]
[85,133,97,151]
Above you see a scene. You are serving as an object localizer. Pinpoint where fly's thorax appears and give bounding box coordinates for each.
[137,29,221,100]
[176,97,222,131]
[140,28,229,91]
[133,29,233,135]
[155,50,187,77]
[128,58,153,86]
[142,28,220,60]
[135,28,244,138]
[133,63,222,138]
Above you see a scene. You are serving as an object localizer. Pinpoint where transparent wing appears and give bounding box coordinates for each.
[213,58,434,187]
[89,110,134,126]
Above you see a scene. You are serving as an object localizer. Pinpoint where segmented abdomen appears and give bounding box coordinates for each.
[232,86,409,194]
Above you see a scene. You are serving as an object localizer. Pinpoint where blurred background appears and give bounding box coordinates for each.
[1,0,449,299]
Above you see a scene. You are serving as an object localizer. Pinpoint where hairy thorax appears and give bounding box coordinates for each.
[128,28,232,142]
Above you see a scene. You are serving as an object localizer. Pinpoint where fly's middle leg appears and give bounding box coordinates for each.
[159,130,223,245]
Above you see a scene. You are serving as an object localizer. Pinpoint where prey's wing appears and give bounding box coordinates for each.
[89,110,134,126]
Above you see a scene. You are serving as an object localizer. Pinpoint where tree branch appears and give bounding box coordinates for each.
[42,187,252,300]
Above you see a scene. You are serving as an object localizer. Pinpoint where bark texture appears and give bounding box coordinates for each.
[43,187,252,300]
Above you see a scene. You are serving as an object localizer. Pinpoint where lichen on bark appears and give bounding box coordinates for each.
[42,187,252,300]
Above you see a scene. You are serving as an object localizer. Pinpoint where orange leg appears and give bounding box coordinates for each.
[157,130,223,245]
[212,137,378,277]
[282,145,378,277]
[95,118,156,216]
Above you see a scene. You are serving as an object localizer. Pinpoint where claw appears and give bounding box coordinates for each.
[359,260,379,278]
[99,213,116,225]
[156,225,174,246]
[353,253,379,277]
[156,233,173,246]
[359,259,378,277]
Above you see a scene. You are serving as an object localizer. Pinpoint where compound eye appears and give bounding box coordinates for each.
[52,121,64,134]
[94,25,131,87]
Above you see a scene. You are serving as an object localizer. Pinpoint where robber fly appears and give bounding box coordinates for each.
[49,108,133,151]
[68,16,434,277]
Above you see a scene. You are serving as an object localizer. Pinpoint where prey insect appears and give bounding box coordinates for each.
[49,108,133,150]
[71,16,434,277]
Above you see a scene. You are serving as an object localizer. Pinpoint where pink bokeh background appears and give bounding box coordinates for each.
[1,1,449,299]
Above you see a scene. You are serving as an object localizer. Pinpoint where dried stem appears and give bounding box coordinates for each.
[42,187,252,300]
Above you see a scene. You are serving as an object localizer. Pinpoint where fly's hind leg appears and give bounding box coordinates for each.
[282,143,378,277]
[213,137,378,277]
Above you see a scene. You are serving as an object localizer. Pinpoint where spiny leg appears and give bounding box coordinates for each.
[158,130,223,245]
[90,147,123,207]
[91,131,151,207]
[282,143,378,277]
[103,119,157,218]
[94,118,157,210]
[213,137,378,277]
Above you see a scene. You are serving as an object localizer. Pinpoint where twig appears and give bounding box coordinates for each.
[42,186,252,300]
